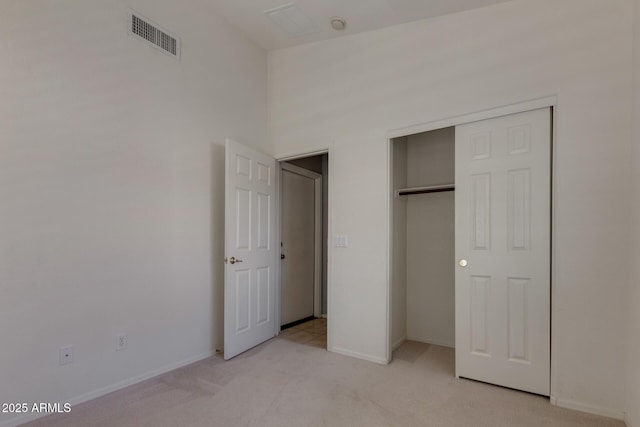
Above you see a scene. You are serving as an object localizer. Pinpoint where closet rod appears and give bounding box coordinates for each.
[397,184,455,197]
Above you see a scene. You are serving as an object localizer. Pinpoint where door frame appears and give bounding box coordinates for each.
[280,162,323,321]
[275,149,330,338]
[385,96,557,394]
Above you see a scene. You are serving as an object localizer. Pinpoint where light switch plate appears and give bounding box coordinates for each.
[333,235,349,248]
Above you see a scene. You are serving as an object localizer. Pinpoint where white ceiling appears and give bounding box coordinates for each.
[209,0,514,50]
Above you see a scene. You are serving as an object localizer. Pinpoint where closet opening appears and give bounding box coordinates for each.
[389,105,552,396]
[390,127,456,367]
[278,153,328,349]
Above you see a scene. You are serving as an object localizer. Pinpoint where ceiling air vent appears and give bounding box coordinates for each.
[264,3,319,37]
[128,11,180,59]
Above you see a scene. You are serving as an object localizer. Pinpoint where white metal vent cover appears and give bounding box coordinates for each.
[264,3,319,37]
[128,11,180,59]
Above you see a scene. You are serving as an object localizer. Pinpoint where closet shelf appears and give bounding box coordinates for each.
[396,184,455,197]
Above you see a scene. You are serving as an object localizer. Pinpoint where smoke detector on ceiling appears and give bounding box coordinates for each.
[330,17,347,31]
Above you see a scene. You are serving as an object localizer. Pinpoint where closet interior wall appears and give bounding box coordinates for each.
[391,127,455,351]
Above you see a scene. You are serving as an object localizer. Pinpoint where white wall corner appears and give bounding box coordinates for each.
[330,346,390,365]
[392,336,407,351]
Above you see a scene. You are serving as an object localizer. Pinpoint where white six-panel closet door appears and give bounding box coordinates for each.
[455,108,551,396]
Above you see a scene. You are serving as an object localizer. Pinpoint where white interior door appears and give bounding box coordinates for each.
[224,139,276,360]
[280,163,321,325]
[455,108,551,395]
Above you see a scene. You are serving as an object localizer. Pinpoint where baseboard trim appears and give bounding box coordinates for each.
[0,350,215,427]
[550,396,626,421]
[407,335,455,349]
[392,336,406,351]
[329,346,388,365]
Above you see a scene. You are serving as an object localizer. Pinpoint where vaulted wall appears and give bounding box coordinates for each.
[269,0,633,418]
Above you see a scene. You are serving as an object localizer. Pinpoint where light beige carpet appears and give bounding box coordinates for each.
[24,333,624,427]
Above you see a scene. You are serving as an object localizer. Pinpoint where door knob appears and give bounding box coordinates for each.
[459,259,468,267]
[281,254,285,260]
[228,256,243,265]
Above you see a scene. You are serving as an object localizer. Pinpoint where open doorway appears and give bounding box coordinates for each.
[278,153,328,349]
[222,141,328,359]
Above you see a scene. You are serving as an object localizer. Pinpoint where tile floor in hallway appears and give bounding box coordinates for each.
[278,317,327,349]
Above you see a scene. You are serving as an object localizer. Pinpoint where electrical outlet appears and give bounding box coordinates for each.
[59,346,73,365]
[116,334,128,351]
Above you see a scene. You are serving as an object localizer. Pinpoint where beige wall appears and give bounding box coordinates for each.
[269,0,633,417]
[0,1,267,425]
[627,0,640,425]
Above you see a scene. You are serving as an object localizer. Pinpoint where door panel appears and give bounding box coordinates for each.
[470,275,491,356]
[281,168,316,325]
[507,169,531,251]
[471,173,491,250]
[224,139,276,360]
[455,108,551,395]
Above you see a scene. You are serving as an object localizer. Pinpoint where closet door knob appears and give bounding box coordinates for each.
[459,259,468,267]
